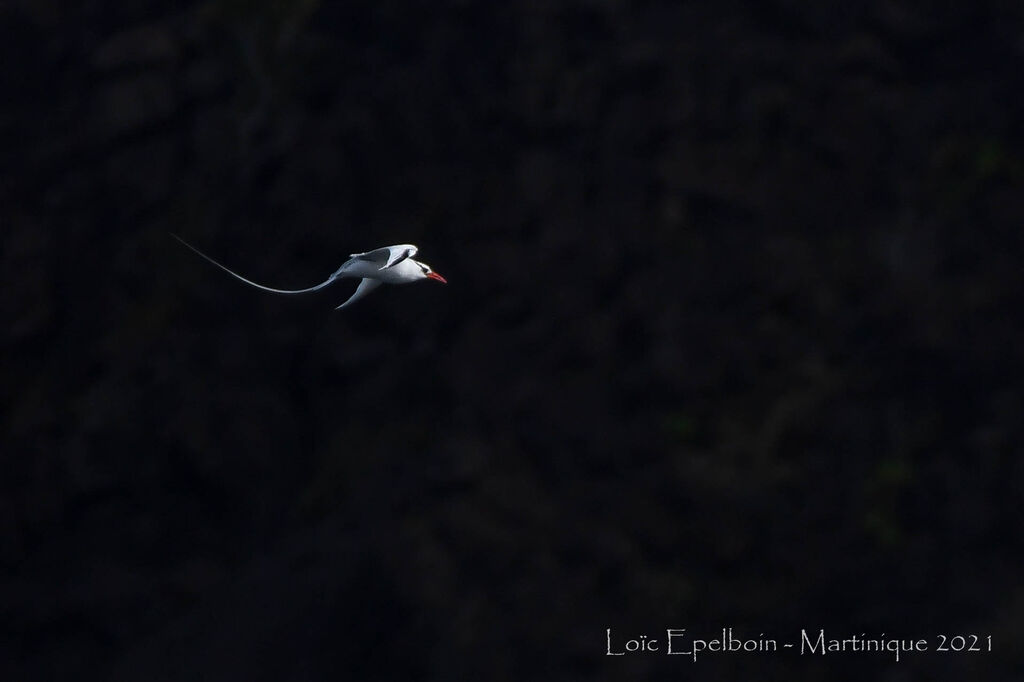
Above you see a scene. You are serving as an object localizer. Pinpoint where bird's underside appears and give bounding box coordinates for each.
[172,236,439,310]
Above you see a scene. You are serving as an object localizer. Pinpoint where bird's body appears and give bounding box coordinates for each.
[333,253,433,283]
[172,235,446,309]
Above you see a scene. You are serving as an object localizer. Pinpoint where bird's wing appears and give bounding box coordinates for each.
[173,234,338,294]
[335,278,383,310]
[350,244,418,270]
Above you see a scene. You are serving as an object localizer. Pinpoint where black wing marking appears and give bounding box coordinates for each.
[352,245,416,269]
[383,247,414,269]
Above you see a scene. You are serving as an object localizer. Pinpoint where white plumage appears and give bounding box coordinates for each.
[173,235,446,310]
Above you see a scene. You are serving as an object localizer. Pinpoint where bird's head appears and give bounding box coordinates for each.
[414,260,447,284]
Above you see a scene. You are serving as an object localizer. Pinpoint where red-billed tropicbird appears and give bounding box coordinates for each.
[173,234,447,310]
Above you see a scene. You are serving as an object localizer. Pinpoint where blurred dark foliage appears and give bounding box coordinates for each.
[2,0,1023,680]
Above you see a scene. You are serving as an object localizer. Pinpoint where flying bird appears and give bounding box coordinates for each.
[172,234,446,310]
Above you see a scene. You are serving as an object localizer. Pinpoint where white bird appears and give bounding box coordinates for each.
[172,234,447,310]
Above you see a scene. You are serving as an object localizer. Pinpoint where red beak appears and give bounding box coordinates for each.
[427,271,447,284]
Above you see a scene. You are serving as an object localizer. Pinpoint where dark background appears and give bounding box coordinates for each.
[3,1,1023,680]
